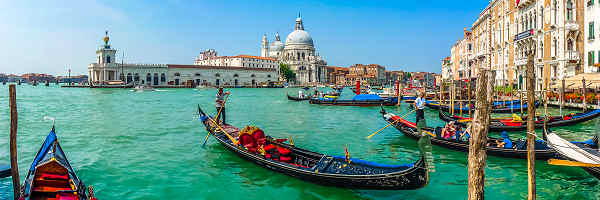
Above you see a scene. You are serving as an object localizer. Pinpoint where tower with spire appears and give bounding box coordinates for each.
[261,34,269,57]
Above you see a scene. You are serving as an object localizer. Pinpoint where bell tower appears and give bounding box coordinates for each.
[96,30,117,65]
[261,34,269,57]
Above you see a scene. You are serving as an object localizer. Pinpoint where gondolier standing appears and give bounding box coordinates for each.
[216,88,230,124]
[414,92,427,134]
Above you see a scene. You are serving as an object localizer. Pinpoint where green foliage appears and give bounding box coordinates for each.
[280,63,296,81]
[494,86,513,93]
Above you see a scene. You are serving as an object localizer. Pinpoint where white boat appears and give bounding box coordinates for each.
[546,131,600,179]
[134,85,156,92]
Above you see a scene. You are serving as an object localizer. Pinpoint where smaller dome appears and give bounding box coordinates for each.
[270,40,284,51]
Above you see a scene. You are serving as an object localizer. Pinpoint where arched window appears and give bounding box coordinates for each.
[233,74,239,77]
[161,73,166,82]
[215,73,220,77]
[567,39,573,51]
[174,72,181,76]
[195,73,201,76]
[146,73,151,82]
[251,74,256,77]
[302,53,305,60]
[267,74,271,78]
[106,56,111,63]
[126,73,132,83]
[134,73,140,81]
[153,73,159,85]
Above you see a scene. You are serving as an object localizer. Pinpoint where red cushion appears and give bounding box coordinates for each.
[278,147,291,155]
[253,130,265,141]
[280,156,292,162]
[239,134,255,147]
[265,154,271,159]
[263,144,276,151]
[57,193,77,200]
[40,173,68,180]
[563,116,572,120]
[256,138,266,146]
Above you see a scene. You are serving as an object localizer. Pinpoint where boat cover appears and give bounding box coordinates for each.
[547,132,600,164]
[352,94,382,101]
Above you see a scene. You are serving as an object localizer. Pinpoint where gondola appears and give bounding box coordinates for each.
[425,100,539,113]
[380,107,560,160]
[545,131,600,180]
[286,92,311,101]
[309,94,398,106]
[21,126,97,200]
[0,164,10,178]
[197,106,429,190]
[439,109,600,132]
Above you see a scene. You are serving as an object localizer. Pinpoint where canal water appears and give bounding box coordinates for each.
[0,85,598,199]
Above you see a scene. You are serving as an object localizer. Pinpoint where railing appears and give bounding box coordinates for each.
[566,50,580,61]
[514,58,527,66]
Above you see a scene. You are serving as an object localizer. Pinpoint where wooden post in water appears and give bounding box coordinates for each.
[467,69,494,200]
[439,79,443,105]
[396,78,401,106]
[582,78,587,112]
[525,53,536,200]
[520,89,524,117]
[561,79,565,116]
[544,78,549,132]
[9,85,20,200]
[468,78,472,117]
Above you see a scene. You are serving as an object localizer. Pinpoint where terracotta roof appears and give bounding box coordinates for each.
[167,64,276,71]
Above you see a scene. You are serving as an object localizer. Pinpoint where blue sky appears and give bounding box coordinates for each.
[0,0,489,75]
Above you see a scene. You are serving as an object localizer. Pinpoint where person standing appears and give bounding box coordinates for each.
[414,92,427,134]
[216,88,230,125]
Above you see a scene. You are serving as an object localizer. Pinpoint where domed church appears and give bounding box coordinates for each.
[261,15,327,84]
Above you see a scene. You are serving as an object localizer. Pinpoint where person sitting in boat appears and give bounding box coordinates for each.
[298,90,304,98]
[441,121,457,139]
[458,127,470,141]
[493,131,513,148]
[512,113,523,122]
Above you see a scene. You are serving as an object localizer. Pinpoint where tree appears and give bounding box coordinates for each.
[280,63,296,82]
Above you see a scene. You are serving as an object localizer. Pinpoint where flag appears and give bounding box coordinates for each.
[516,0,520,6]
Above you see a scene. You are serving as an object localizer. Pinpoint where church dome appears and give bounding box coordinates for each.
[286,30,313,46]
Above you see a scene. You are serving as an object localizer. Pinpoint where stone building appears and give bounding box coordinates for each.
[88,32,278,87]
[261,15,327,84]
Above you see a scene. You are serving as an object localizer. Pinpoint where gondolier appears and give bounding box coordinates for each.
[414,92,427,130]
[216,88,230,124]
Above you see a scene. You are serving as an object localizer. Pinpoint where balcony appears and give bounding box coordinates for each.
[565,21,579,32]
[515,58,527,66]
[566,51,580,63]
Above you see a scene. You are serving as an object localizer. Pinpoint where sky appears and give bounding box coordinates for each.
[0,0,489,76]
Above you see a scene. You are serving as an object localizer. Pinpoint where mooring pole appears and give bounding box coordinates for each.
[467,69,494,200]
[582,78,587,112]
[9,84,20,200]
[468,78,472,117]
[561,79,565,116]
[526,53,536,200]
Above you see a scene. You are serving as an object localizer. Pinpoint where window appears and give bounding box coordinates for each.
[215,73,220,77]
[589,22,595,40]
[174,72,181,76]
[106,56,111,63]
[146,73,151,82]
[161,73,166,82]
[233,74,239,77]
[590,51,595,66]
[134,73,139,81]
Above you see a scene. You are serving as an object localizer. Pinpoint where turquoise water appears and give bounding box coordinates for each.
[0,85,598,199]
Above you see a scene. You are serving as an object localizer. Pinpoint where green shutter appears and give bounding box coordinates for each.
[590,52,594,66]
[593,52,596,66]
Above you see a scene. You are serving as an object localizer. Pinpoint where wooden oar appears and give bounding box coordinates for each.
[203,94,230,147]
[367,109,416,139]
[547,159,600,168]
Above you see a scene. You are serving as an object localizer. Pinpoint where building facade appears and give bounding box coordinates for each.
[443,0,599,92]
[345,64,386,85]
[261,16,327,84]
[585,0,600,72]
[88,32,278,87]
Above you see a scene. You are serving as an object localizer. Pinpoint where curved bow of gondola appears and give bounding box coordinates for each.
[198,105,429,190]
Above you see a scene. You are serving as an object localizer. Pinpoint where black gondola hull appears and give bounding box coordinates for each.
[381,110,556,160]
[199,112,428,190]
[287,94,310,101]
[438,110,600,132]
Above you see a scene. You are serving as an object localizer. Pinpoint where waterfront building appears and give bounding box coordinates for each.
[21,73,57,83]
[194,49,279,71]
[326,66,350,85]
[261,15,327,84]
[345,64,386,85]
[450,28,474,81]
[441,57,452,80]
[585,0,600,72]
[88,32,278,87]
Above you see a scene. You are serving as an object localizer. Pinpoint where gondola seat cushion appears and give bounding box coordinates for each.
[239,134,255,147]
[57,193,77,200]
[253,130,265,145]
[39,173,69,180]
[280,156,292,162]
[278,147,291,155]
[263,144,276,151]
